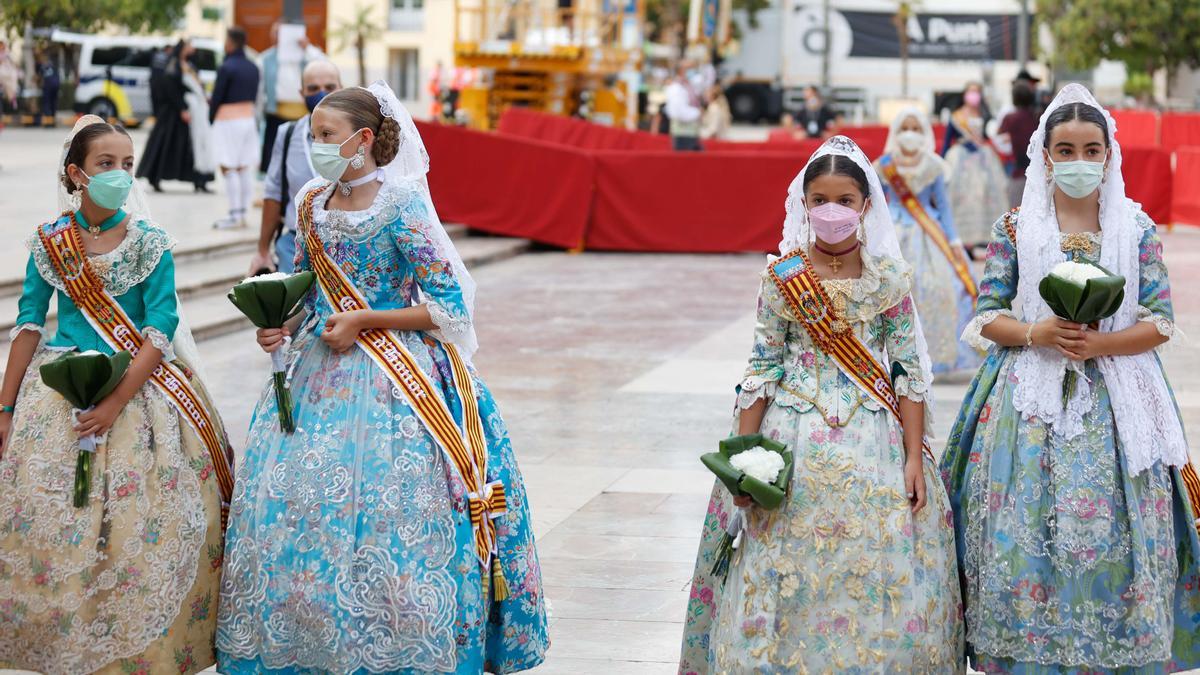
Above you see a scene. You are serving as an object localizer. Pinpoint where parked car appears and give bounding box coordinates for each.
[49,30,222,125]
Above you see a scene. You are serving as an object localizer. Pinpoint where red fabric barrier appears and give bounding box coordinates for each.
[1171,148,1200,226]
[1110,110,1159,147]
[417,121,595,248]
[587,151,799,252]
[1162,113,1200,151]
[1121,146,1172,225]
[497,108,669,151]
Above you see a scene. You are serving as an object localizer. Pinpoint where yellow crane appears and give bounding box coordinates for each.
[452,0,645,129]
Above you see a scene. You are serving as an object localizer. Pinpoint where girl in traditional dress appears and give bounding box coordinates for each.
[679,136,964,673]
[941,83,1200,673]
[216,82,549,674]
[942,82,1010,254]
[876,107,981,375]
[0,116,233,674]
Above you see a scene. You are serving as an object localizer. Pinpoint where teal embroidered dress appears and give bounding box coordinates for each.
[216,180,549,674]
[940,213,1200,673]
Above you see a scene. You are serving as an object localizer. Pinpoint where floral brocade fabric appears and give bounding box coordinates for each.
[679,254,965,674]
[940,214,1200,673]
[216,180,549,674]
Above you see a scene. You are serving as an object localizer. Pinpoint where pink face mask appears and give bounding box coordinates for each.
[964,90,982,107]
[807,202,862,244]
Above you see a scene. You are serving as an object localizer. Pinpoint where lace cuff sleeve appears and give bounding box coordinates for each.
[1137,306,1176,340]
[9,323,45,342]
[142,327,177,361]
[736,367,784,410]
[961,309,1017,351]
[427,301,473,347]
[894,374,928,403]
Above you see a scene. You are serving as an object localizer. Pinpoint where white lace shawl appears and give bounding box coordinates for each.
[1011,83,1187,475]
[881,105,950,195]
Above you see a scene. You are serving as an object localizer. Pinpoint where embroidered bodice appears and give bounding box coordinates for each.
[739,254,928,428]
[964,212,1174,350]
[15,215,178,354]
[294,179,471,344]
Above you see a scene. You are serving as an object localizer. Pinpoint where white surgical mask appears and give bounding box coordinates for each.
[896,130,925,153]
[310,129,365,182]
[1051,159,1105,199]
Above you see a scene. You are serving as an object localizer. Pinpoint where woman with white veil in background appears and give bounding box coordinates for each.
[941,83,1200,673]
[216,82,549,673]
[0,116,234,674]
[679,136,963,673]
[875,106,982,376]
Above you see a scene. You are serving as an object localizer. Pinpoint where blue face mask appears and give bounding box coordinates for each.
[80,169,134,210]
[310,129,365,182]
[305,90,328,113]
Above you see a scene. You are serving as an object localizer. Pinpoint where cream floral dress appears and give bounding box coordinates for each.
[679,253,964,674]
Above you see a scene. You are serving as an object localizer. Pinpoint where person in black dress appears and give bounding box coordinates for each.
[137,40,212,192]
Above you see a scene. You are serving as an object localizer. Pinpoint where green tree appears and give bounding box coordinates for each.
[0,0,188,35]
[1036,0,1200,93]
[329,4,383,87]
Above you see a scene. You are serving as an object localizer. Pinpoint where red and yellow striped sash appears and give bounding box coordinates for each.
[879,155,978,299]
[768,250,934,461]
[37,214,235,529]
[298,190,505,573]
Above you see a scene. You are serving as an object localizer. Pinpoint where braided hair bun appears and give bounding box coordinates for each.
[373,116,401,166]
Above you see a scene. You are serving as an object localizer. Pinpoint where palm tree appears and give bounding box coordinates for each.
[330,4,383,86]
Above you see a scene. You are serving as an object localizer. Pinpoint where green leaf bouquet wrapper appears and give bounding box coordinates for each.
[700,433,793,581]
[1038,264,1126,404]
[39,350,133,507]
[227,271,316,433]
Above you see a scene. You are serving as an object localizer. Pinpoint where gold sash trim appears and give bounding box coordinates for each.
[879,155,978,299]
[298,190,508,582]
[768,250,934,462]
[38,213,235,529]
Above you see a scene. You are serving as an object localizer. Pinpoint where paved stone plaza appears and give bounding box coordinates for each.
[2,125,1199,674]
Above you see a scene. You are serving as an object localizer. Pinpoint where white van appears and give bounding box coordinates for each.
[50,30,222,125]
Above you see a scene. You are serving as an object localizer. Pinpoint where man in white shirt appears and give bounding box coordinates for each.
[664,63,703,151]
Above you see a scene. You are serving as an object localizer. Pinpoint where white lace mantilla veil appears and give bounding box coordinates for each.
[56,115,209,380]
[883,105,950,179]
[778,134,936,429]
[363,80,480,359]
[1011,83,1188,474]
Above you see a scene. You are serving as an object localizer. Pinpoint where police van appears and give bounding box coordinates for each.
[51,30,223,125]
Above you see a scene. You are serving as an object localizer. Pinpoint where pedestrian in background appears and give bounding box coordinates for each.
[34,50,59,126]
[249,59,341,275]
[664,62,702,151]
[700,82,731,141]
[997,81,1039,208]
[258,22,325,173]
[0,40,19,115]
[941,81,1008,256]
[875,107,980,376]
[138,40,212,193]
[209,26,260,229]
[783,85,837,139]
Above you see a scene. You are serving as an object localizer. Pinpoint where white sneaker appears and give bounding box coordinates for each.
[212,217,243,230]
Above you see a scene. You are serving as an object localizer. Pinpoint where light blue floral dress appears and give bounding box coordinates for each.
[216,180,550,674]
[875,154,982,375]
[679,254,964,674]
[940,212,1200,673]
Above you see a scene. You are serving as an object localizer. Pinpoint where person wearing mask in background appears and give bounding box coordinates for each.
[700,81,731,141]
[34,50,59,127]
[209,26,261,230]
[248,60,341,275]
[258,22,325,173]
[784,85,837,140]
[942,82,1008,257]
[997,81,1039,208]
[664,62,703,151]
